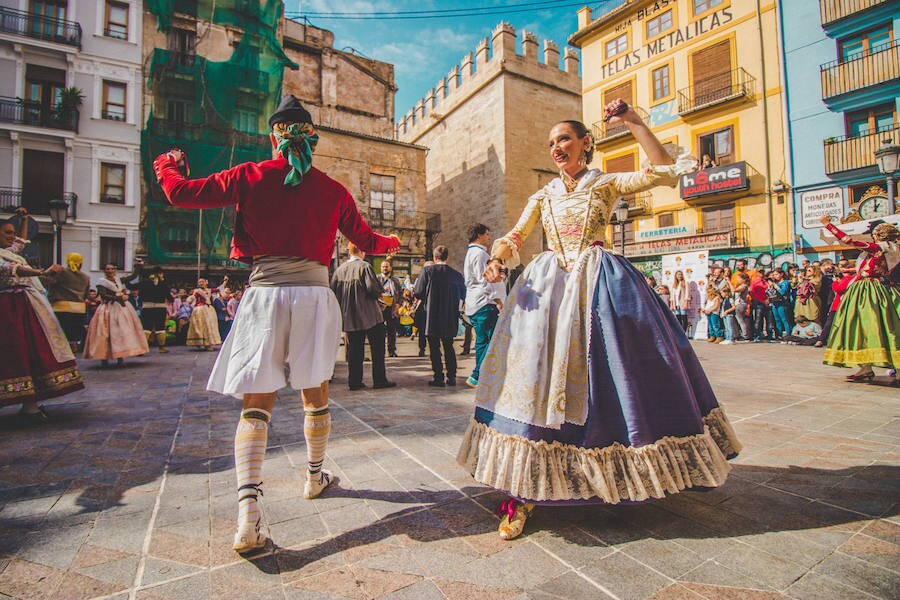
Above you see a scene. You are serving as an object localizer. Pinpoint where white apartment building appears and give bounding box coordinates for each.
[0,0,142,280]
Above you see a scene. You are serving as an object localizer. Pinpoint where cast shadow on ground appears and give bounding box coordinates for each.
[241,462,900,575]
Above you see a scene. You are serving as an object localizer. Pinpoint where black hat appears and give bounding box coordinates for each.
[865,219,886,235]
[268,95,313,127]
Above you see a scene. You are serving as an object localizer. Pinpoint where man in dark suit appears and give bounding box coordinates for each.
[331,242,396,391]
[377,259,403,358]
[414,245,466,387]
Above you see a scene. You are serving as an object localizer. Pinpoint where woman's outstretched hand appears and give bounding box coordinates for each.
[603,99,640,126]
[483,259,505,283]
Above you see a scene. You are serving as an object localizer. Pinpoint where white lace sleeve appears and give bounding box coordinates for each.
[610,146,697,195]
[492,190,543,268]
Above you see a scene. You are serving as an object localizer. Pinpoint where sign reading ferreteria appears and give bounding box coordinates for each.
[680,162,749,199]
[625,231,732,258]
[637,224,697,241]
[601,5,734,79]
[800,186,844,229]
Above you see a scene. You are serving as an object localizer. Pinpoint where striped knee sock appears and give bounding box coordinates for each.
[234,408,270,526]
[304,405,331,479]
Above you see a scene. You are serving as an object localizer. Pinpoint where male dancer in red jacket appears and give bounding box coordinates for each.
[154,95,399,553]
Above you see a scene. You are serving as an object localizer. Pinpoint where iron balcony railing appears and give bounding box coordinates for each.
[0,188,78,220]
[819,0,889,27]
[627,192,651,215]
[677,68,756,115]
[697,223,750,248]
[101,109,126,122]
[149,49,198,80]
[824,126,900,175]
[591,107,649,142]
[0,96,79,131]
[368,208,441,234]
[0,6,81,48]
[103,27,127,40]
[820,39,900,100]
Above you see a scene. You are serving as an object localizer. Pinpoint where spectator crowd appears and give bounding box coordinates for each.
[650,257,856,348]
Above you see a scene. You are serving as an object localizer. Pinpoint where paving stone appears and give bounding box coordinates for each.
[136,571,210,600]
[678,560,768,591]
[432,577,522,599]
[577,551,672,599]
[535,571,617,599]
[0,559,66,600]
[527,526,613,569]
[618,537,707,579]
[812,552,900,598]
[140,557,205,587]
[785,571,879,600]
[73,555,141,587]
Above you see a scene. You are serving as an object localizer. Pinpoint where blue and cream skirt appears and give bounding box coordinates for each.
[457,247,742,505]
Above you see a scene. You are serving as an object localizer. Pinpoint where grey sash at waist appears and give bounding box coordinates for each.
[248,256,329,287]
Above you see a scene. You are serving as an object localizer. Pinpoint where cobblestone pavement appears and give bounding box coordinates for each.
[0,337,898,600]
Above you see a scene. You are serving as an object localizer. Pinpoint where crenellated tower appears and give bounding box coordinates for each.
[396,23,582,267]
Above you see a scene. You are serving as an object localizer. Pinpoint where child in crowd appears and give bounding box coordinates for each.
[784,315,823,346]
[703,285,724,343]
[720,288,737,345]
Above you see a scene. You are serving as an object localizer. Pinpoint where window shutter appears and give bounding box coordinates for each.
[604,153,636,173]
[702,204,735,232]
[690,41,732,104]
[603,81,634,106]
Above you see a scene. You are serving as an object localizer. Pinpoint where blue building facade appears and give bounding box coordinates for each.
[779,0,899,259]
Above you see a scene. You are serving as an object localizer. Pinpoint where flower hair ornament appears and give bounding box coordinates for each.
[872,222,899,242]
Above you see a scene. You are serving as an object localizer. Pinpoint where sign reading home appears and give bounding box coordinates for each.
[800,186,844,229]
[680,162,749,199]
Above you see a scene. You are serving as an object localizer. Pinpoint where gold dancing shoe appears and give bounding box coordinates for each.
[497,500,534,540]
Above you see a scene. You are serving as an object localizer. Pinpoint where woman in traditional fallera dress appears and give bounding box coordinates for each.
[458,100,742,540]
[0,221,84,421]
[186,278,222,350]
[83,262,149,366]
[820,215,899,384]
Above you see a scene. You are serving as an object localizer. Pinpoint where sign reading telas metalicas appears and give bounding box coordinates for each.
[680,162,749,199]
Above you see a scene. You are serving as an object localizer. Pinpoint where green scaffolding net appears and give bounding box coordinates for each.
[141,0,296,270]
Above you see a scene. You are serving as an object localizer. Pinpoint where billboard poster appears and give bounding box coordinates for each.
[660,250,709,339]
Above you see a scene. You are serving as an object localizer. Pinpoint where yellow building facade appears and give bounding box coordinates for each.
[570,0,792,273]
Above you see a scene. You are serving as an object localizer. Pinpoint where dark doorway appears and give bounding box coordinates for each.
[23,149,64,215]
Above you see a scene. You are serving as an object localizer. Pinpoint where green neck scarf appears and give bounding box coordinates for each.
[274,123,319,187]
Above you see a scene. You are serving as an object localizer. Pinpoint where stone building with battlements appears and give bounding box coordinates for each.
[396,22,582,269]
[281,19,430,279]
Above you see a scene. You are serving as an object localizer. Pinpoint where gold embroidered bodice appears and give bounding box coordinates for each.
[499,159,695,270]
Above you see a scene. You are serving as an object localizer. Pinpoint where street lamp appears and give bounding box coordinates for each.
[614,198,630,255]
[48,197,68,265]
[874,137,899,215]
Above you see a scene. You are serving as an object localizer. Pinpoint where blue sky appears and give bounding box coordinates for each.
[283,1,599,120]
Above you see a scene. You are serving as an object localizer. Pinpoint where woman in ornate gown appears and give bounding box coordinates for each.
[820,215,899,384]
[186,278,222,350]
[457,100,743,540]
[0,221,84,421]
[84,262,149,366]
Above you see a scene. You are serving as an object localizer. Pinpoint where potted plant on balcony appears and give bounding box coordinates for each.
[54,86,84,130]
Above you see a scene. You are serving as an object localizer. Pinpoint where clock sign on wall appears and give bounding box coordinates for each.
[856,186,896,220]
